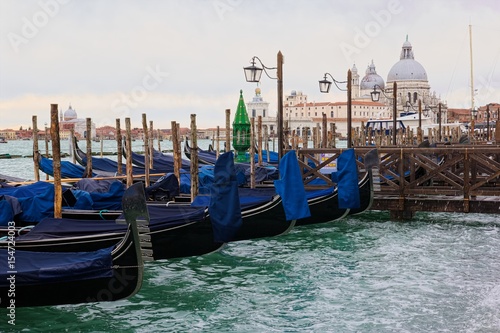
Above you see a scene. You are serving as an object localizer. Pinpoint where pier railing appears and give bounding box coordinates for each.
[292,145,500,216]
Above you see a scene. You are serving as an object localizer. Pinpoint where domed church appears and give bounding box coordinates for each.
[352,36,446,123]
[59,104,96,140]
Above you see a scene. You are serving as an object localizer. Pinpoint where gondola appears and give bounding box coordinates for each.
[123,138,191,171]
[184,137,218,165]
[64,152,299,245]
[0,182,147,308]
[72,137,163,181]
[4,200,224,260]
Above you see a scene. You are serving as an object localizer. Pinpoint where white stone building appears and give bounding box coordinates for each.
[247,37,447,139]
[59,105,96,139]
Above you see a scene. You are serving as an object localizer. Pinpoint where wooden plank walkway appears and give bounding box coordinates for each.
[293,145,500,219]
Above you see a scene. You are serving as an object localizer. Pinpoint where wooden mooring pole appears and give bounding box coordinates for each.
[32,115,40,182]
[50,104,62,218]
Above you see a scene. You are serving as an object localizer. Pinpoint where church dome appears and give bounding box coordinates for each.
[64,105,77,121]
[360,60,385,90]
[387,38,427,82]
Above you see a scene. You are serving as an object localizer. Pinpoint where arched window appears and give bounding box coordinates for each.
[413,92,418,103]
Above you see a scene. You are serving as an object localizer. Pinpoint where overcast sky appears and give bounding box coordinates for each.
[1,0,499,130]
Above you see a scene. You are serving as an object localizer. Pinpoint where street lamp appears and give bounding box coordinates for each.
[370,82,398,145]
[243,51,284,160]
[318,70,352,148]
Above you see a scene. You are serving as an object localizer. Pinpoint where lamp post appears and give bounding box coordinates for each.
[318,70,352,148]
[371,82,398,145]
[243,51,284,160]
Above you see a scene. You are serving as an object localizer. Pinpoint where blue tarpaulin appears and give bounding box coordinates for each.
[0,246,114,287]
[0,195,22,226]
[39,156,95,178]
[208,152,242,242]
[331,149,360,209]
[274,151,311,220]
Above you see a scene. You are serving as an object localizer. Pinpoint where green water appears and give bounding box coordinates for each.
[1,211,499,332]
[1,140,499,332]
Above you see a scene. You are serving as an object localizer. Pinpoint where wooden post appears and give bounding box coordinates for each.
[176,123,182,174]
[322,113,327,148]
[149,120,154,169]
[100,130,103,158]
[190,114,199,201]
[116,119,123,175]
[125,118,133,188]
[250,117,255,189]
[85,118,92,178]
[171,121,181,185]
[44,123,49,180]
[50,104,62,218]
[216,126,220,159]
[142,114,150,187]
[32,115,40,182]
[157,129,161,152]
[257,115,262,166]
[302,127,308,149]
[70,127,76,164]
[225,109,231,152]
[264,125,270,163]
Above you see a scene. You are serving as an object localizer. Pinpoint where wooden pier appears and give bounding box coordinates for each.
[293,145,500,219]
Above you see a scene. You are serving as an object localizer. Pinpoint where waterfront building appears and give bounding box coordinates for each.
[59,105,96,139]
[251,37,449,139]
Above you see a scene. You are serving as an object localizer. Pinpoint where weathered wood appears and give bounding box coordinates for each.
[216,126,220,159]
[322,113,327,148]
[257,115,262,165]
[70,127,76,164]
[85,118,92,178]
[44,123,50,180]
[50,105,62,218]
[250,117,255,189]
[32,115,40,182]
[149,120,154,170]
[142,114,150,187]
[157,129,162,152]
[190,114,198,201]
[125,118,133,188]
[171,121,181,184]
[291,146,500,217]
[225,109,231,153]
[116,119,123,175]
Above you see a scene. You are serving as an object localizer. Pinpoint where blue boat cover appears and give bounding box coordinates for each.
[331,149,360,209]
[145,173,180,199]
[39,156,96,178]
[274,151,311,220]
[0,246,113,287]
[252,149,279,164]
[0,195,22,226]
[208,152,242,242]
[72,180,125,211]
[131,149,191,172]
[192,187,275,210]
[17,204,207,241]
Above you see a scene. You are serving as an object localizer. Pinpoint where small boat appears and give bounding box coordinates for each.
[0,137,7,144]
[0,182,148,308]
